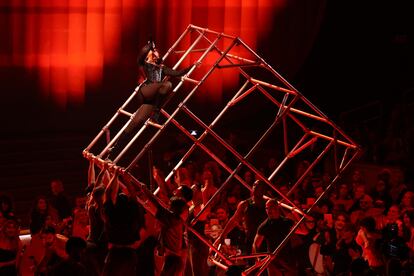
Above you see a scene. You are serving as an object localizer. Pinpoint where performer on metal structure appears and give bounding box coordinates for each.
[108,40,194,160]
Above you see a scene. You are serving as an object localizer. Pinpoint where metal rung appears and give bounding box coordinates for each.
[174,48,209,54]
[182,76,200,84]
[118,109,133,117]
[146,120,163,129]
[251,77,296,95]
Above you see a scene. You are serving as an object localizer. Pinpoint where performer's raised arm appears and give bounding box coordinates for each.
[104,168,120,205]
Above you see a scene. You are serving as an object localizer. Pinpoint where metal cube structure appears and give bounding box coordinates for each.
[83,24,361,275]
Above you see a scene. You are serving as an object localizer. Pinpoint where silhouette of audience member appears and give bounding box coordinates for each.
[31,226,67,276]
[102,169,145,276]
[0,219,22,276]
[253,199,295,276]
[330,224,362,275]
[371,179,392,210]
[0,195,15,220]
[29,196,58,235]
[216,181,267,255]
[84,184,107,276]
[137,178,190,276]
[355,216,383,270]
[49,236,87,276]
[225,265,243,276]
[49,179,72,221]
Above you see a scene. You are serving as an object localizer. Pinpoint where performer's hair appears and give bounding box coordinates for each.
[170,196,187,215]
[177,185,193,203]
[147,35,155,50]
[137,43,153,66]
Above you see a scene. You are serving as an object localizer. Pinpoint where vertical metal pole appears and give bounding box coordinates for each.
[279,93,290,156]
[267,134,309,181]
[255,149,360,275]
[162,24,193,61]
[148,149,154,191]
[171,30,205,70]
[286,140,334,196]
[333,130,339,174]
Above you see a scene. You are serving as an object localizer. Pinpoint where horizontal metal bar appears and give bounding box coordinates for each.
[189,24,237,39]
[309,130,357,149]
[118,109,133,117]
[182,76,200,84]
[228,253,270,261]
[174,48,209,54]
[146,120,163,129]
[250,78,296,95]
[216,62,261,69]
[283,106,329,123]
[228,84,257,107]
[225,53,259,65]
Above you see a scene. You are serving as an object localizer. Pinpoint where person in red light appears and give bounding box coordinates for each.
[214,181,268,255]
[133,178,190,276]
[0,219,22,276]
[253,199,295,276]
[101,169,146,276]
[49,179,72,223]
[107,41,196,160]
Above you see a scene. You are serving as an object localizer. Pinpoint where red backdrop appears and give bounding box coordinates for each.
[0,0,325,108]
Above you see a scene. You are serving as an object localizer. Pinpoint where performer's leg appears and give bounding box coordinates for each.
[154,81,172,107]
[159,81,172,95]
[107,104,155,160]
[140,82,171,102]
[124,104,155,134]
[107,82,172,160]
[151,81,173,122]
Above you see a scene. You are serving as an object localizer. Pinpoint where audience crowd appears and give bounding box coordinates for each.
[0,106,413,276]
[0,154,413,276]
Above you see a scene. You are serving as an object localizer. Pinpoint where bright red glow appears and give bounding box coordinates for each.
[2,0,285,108]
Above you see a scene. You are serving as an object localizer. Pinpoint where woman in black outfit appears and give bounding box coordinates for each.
[108,41,194,160]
